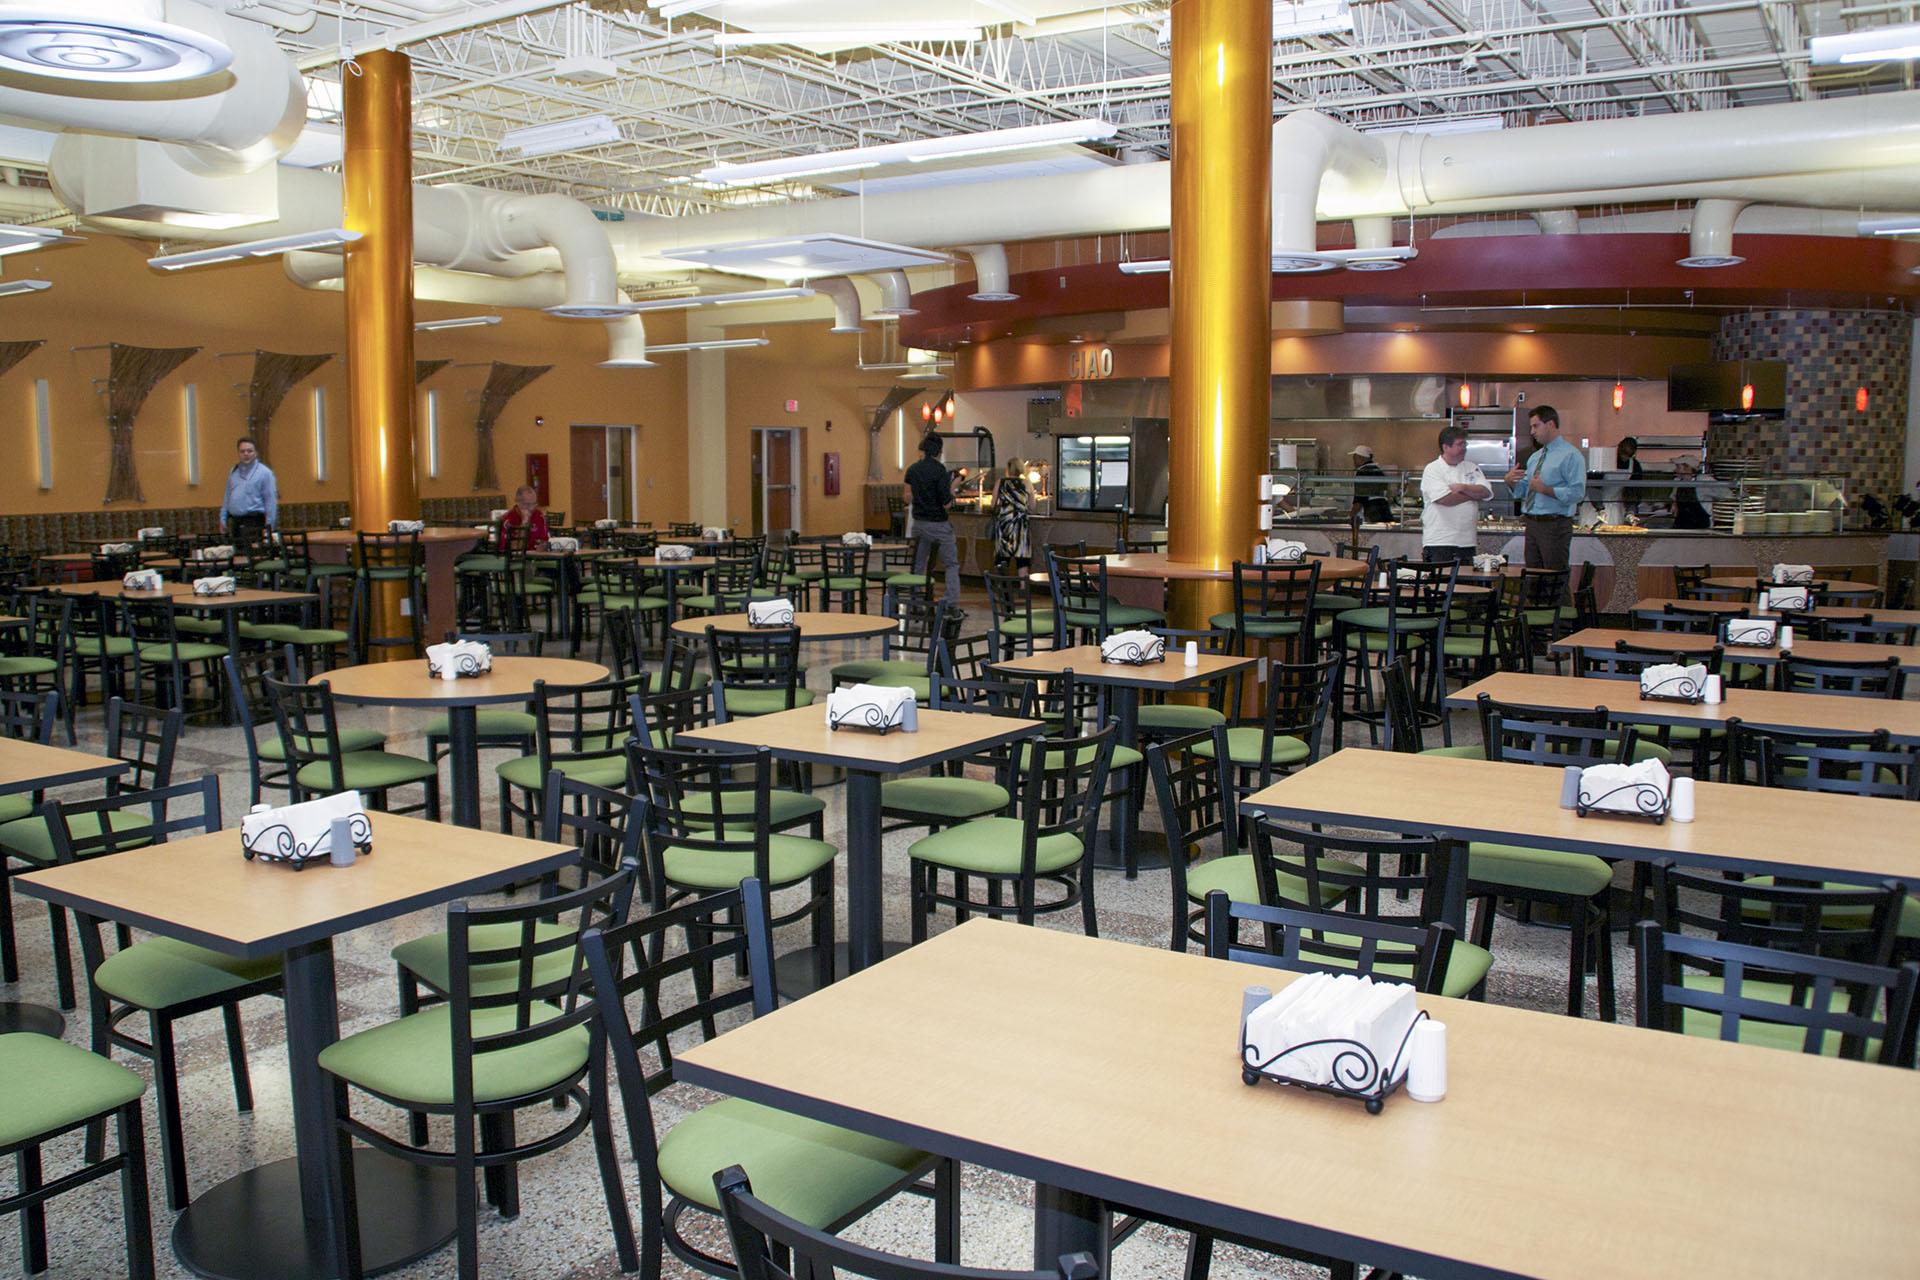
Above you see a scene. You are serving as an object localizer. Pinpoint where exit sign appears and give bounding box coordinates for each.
[785,399,799,413]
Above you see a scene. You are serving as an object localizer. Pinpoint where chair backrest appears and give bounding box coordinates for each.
[1146,731,1234,866]
[1380,655,1425,753]
[1047,552,1109,638]
[1777,654,1905,700]
[222,646,295,779]
[1576,640,1723,681]
[1633,920,1918,1067]
[1647,858,1903,966]
[1672,565,1710,597]
[1815,613,1919,646]
[627,739,776,888]
[104,696,182,793]
[819,542,870,581]
[452,628,541,656]
[276,528,314,572]
[119,596,182,651]
[354,529,423,572]
[532,674,642,775]
[264,675,350,797]
[1376,557,1457,638]
[983,570,1038,629]
[1225,654,1341,790]
[1475,693,1632,767]
[1721,719,1918,800]
[1203,890,1455,996]
[704,624,803,720]
[1519,564,1569,608]
[1248,814,1465,929]
[715,1163,1100,1280]
[539,772,643,882]
[0,686,57,743]
[1012,721,1115,859]
[1231,560,1321,639]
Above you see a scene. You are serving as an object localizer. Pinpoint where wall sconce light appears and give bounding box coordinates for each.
[425,390,441,478]
[33,377,51,489]
[1612,382,1625,413]
[312,387,327,481]
[184,383,201,485]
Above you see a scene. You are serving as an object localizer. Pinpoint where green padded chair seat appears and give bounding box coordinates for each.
[1137,703,1228,733]
[1321,933,1492,999]
[1191,729,1310,769]
[907,815,1081,876]
[93,937,281,1010]
[721,687,816,717]
[173,617,225,637]
[830,659,926,685]
[136,641,227,663]
[1676,974,1859,1057]
[643,670,711,695]
[250,558,288,575]
[0,1032,147,1149]
[259,726,387,762]
[1441,635,1497,658]
[661,833,837,891]
[391,921,575,998]
[0,794,32,824]
[1341,631,1429,652]
[0,655,58,677]
[1469,842,1614,897]
[880,776,1009,820]
[0,810,153,866]
[1184,853,1345,911]
[357,567,418,582]
[1336,607,1442,632]
[822,577,865,592]
[1313,593,1364,613]
[456,556,506,574]
[994,614,1054,637]
[71,636,135,658]
[296,750,438,793]
[497,753,627,792]
[657,1097,927,1227]
[283,627,350,648]
[237,621,301,642]
[683,788,826,828]
[1736,877,1920,940]
[884,572,931,589]
[317,1001,589,1107]
[1060,605,1165,629]
[1207,612,1305,639]
[422,710,538,740]
[306,564,358,578]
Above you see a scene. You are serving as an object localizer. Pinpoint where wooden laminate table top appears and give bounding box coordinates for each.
[147,556,255,571]
[1552,627,1920,674]
[1632,598,1920,626]
[610,555,718,571]
[304,528,483,546]
[525,546,623,559]
[1700,575,1876,595]
[315,656,608,707]
[677,918,1920,1280]
[1066,552,1368,583]
[670,611,897,642]
[47,581,316,608]
[0,615,25,629]
[678,703,1042,773]
[1446,672,1920,744]
[17,812,578,962]
[0,739,127,797]
[1243,748,1920,888]
[991,645,1257,690]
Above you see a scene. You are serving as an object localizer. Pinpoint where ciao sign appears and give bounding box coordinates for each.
[1066,345,1115,381]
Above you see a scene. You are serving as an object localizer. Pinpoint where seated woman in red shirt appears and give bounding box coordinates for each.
[499,484,550,549]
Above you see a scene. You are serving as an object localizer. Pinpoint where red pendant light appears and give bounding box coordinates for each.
[920,402,932,421]
[1612,382,1625,412]
[1457,381,1471,409]
[1740,382,1755,413]
[1856,386,1870,412]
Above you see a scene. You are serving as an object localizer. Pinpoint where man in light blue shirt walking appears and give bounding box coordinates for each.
[219,435,278,542]
[1504,404,1585,577]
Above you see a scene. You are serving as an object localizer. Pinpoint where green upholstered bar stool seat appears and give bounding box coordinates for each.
[1061,603,1164,630]
[829,657,925,686]
[0,1031,147,1148]
[1468,843,1614,899]
[655,1098,929,1228]
[0,793,32,823]
[1184,854,1346,915]
[135,640,227,665]
[1313,590,1365,613]
[682,787,827,830]
[317,1001,591,1107]
[295,749,438,793]
[659,833,837,891]
[1419,743,1485,759]
[1011,740,1143,775]
[906,816,1082,876]
[0,654,59,679]
[71,634,136,659]
[172,615,225,637]
[456,555,507,574]
[994,611,1055,642]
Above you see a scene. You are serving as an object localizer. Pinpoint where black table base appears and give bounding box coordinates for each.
[172,1149,455,1280]
[1092,828,1172,874]
[773,941,911,1001]
[0,1001,65,1038]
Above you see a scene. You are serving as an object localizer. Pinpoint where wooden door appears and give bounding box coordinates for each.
[569,427,608,523]
[606,427,634,522]
[764,429,795,534]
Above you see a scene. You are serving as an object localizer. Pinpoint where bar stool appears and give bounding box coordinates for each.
[349,530,425,661]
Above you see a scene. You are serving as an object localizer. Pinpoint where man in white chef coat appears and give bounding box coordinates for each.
[1420,424,1492,563]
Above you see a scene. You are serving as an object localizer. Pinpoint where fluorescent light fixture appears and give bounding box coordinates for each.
[616,287,815,313]
[33,377,50,490]
[1861,216,1920,236]
[424,390,440,478]
[0,224,78,256]
[656,234,952,281]
[148,228,361,271]
[1117,259,1170,275]
[642,338,771,354]
[1273,0,1353,40]
[655,0,717,16]
[183,383,199,486]
[699,119,1117,187]
[0,279,51,296]
[895,407,904,470]
[312,387,327,482]
[1810,21,1920,66]
[499,114,621,159]
[712,26,980,48]
[415,315,502,332]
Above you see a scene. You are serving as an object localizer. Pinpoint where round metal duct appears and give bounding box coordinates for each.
[0,7,232,84]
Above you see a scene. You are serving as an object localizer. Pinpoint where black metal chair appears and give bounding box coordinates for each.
[349,529,426,660]
[1776,653,1905,700]
[1211,560,1322,663]
[1193,654,1339,844]
[1203,891,1457,995]
[705,624,811,720]
[264,676,440,817]
[1722,720,1920,802]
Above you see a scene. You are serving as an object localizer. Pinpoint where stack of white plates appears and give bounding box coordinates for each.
[1715,496,1765,531]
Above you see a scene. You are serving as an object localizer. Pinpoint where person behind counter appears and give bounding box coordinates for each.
[1350,444,1397,524]
[1615,437,1646,478]
[1506,405,1586,576]
[1671,458,1711,529]
[1420,425,1492,563]
[906,432,963,607]
[990,458,1031,569]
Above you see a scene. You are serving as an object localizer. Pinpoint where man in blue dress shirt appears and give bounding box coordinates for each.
[219,435,278,541]
[1504,405,1585,576]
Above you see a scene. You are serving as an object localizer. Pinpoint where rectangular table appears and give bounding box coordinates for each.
[678,705,1041,989]
[1631,597,1920,627]
[18,812,578,1280]
[1553,626,1920,675]
[1242,748,1920,890]
[1446,672,1920,745]
[677,918,1920,1280]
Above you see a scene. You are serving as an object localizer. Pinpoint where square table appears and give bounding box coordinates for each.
[677,918,1920,1279]
[1552,626,1920,675]
[1445,671,1920,745]
[1632,598,1920,627]
[678,704,1042,992]
[18,812,578,1280]
[989,645,1258,873]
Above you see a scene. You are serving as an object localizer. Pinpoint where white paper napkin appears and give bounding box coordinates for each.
[1101,630,1166,663]
[1578,759,1672,814]
[241,791,369,864]
[1639,662,1707,698]
[1763,586,1811,612]
[121,569,164,592]
[825,683,917,731]
[1243,973,1415,1090]
[489,508,509,522]
[1724,617,1778,647]
[594,518,618,529]
[545,536,580,552]
[701,526,727,541]
[747,598,795,626]
[100,542,135,555]
[195,545,235,561]
[425,640,492,681]
[656,544,693,561]
[841,531,873,546]
[1472,553,1508,572]
[192,576,237,596]
[136,526,166,541]
[1773,563,1815,585]
[1263,538,1308,562]
[387,519,425,534]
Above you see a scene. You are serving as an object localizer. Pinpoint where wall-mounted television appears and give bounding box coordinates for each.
[1667,361,1787,416]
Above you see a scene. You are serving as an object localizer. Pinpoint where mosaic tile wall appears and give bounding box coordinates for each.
[1709,309,1910,502]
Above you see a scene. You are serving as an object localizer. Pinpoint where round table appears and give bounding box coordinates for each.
[1700,574,1877,597]
[671,611,897,642]
[314,656,608,829]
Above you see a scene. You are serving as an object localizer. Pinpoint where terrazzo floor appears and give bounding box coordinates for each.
[1,616,1633,1280]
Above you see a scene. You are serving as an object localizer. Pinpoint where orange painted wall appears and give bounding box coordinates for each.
[0,235,688,519]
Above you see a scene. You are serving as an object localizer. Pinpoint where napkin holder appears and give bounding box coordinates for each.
[1638,662,1707,704]
[121,569,164,592]
[1576,762,1671,824]
[1238,975,1428,1116]
[1263,539,1308,563]
[841,531,873,546]
[1721,617,1778,649]
[425,640,492,681]
[656,543,693,562]
[338,516,352,527]
[1762,586,1811,612]
[192,576,237,596]
[100,542,135,555]
[387,519,425,534]
[701,526,728,542]
[1101,630,1166,665]
[136,526,166,541]
[195,545,235,561]
[1472,553,1508,573]
[594,518,619,529]
[825,684,917,735]
[241,792,371,868]
[746,598,795,628]
[545,536,580,553]
[1772,564,1815,586]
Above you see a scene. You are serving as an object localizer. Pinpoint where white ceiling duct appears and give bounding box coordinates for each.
[1430,206,1907,240]
[1533,210,1579,235]
[283,251,569,307]
[814,276,863,333]
[961,244,1017,302]
[599,315,655,368]
[1678,198,1750,268]
[868,269,917,318]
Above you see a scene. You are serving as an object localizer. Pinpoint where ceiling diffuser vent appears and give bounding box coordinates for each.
[0,5,232,85]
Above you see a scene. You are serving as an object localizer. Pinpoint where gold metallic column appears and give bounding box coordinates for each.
[1165,0,1272,631]
[342,49,421,658]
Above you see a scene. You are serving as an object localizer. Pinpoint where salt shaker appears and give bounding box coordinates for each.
[1669,776,1696,823]
[1253,542,1268,565]
[1559,765,1584,810]
[329,816,356,868]
[1406,1019,1447,1103]
[1239,985,1271,1055]
[1702,674,1723,705]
